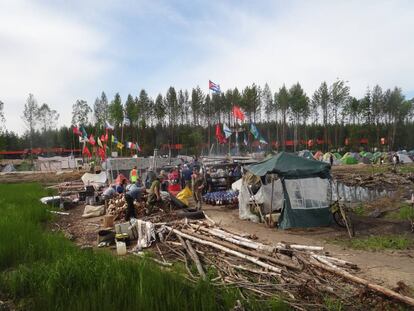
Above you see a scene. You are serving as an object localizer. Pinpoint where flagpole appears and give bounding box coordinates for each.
[208,88,211,156]
[121,122,124,157]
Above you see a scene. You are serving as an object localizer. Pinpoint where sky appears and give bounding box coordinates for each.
[1,0,414,134]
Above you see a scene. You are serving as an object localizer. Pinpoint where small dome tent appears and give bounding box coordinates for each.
[244,152,332,229]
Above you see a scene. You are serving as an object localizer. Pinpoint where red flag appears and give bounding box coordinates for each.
[105,129,109,142]
[98,147,106,160]
[89,134,96,145]
[215,124,226,144]
[232,106,245,121]
[72,126,82,136]
[100,134,106,143]
[82,146,92,158]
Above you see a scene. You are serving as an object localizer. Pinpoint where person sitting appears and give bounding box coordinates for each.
[146,176,162,213]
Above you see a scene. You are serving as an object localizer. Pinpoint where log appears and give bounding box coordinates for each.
[309,258,414,307]
[164,226,282,274]
[185,240,206,279]
[182,228,299,270]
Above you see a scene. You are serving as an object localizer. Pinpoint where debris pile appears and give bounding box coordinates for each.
[145,219,414,310]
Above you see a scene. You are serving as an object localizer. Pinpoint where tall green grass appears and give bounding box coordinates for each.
[0,183,287,311]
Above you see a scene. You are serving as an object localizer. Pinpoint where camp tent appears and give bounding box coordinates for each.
[242,152,332,229]
[322,152,340,165]
[397,153,413,163]
[313,151,324,161]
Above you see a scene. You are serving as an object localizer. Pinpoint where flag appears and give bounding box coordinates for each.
[215,124,226,144]
[136,143,142,152]
[105,121,114,130]
[72,126,82,136]
[223,123,232,139]
[123,116,131,126]
[208,80,221,93]
[104,129,109,142]
[80,126,88,138]
[232,106,245,121]
[250,123,260,139]
[243,133,248,146]
[116,141,124,149]
[259,136,268,144]
[79,136,88,143]
[126,141,135,149]
[89,134,96,146]
[97,137,103,148]
[82,145,92,158]
[112,136,118,144]
[97,147,106,160]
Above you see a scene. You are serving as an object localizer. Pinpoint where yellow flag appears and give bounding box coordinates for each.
[116,142,124,149]
[97,137,103,148]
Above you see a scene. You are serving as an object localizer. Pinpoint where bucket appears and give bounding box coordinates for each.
[116,241,127,255]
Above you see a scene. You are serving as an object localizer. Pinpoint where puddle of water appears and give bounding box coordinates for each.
[332,181,393,203]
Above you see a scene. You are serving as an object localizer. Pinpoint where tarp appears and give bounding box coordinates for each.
[37,156,77,171]
[81,171,107,186]
[2,164,16,172]
[245,152,331,179]
[397,153,413,163]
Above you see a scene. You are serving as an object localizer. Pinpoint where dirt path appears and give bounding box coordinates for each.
[203,205,414,289]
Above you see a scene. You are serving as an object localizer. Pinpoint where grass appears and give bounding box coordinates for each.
[0,183,288,311]
[353,204,366,216]
[385,203,414,221]
[332,235,412,251]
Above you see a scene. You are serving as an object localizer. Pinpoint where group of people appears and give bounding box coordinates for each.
[103,159,206,222]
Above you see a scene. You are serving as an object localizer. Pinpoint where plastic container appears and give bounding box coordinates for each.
[116,241,127,255]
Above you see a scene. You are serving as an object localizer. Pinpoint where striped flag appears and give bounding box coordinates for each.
[208,80,221,93]
[223,124,232,139]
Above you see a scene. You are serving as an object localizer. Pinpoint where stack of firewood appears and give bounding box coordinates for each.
[151,219,414,310]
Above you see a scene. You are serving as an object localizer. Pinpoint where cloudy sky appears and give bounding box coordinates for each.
[1,0,413,133]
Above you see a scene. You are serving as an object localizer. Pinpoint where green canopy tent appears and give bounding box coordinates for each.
[245,152,332,229]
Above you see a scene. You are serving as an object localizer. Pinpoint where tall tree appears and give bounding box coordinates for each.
[125,94,137,125]
[275,86,289,150]
[330,80,350,147]
[165,87,178,143]
[289,83,309,151]
[22,94,39,151]
[0,100,5,131]
[241,84,261,122]
[71,99,91,126]
[137,89,152,127]
[37,103,59,132]
[312,82,330,151]
[153,94,165,126]
[93,92,109,127]
[108,93,123,127]
[262,83,274,122]
[191,86,204,126]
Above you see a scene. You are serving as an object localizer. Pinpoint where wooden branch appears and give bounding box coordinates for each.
[164,226,282,274]
[309,258,414,307]
[181,228,299,270]
[185,240,206,279]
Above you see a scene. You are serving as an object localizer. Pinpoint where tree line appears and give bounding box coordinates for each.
[0,80,413,156]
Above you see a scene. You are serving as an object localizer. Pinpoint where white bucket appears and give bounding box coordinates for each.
[116,241,127,256]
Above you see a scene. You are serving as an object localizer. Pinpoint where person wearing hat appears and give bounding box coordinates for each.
[191,168,205,210]
[146,176,162,213]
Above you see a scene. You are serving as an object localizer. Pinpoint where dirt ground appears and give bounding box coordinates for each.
[202,204,414,289]
[0,170,85,185]
[53,201,414,292]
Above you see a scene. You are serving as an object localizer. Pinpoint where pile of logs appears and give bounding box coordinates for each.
[106,196,128,220]
[151,219,414,310]
[334,172,413,191]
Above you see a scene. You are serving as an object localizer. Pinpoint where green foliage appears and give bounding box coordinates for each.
[353,204,366,216]
[386,204,414,221]
[333,235,412,251]
[0,184,288,311]
[71,99,91,126]
[108,93,123,127]
[323,296,344,311]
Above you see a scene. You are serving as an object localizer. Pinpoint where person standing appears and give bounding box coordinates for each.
[191,168,205,210]
[181,164,192,188]
[130,166,138,185]
[329,153,334,167]
[146,176,162,213]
